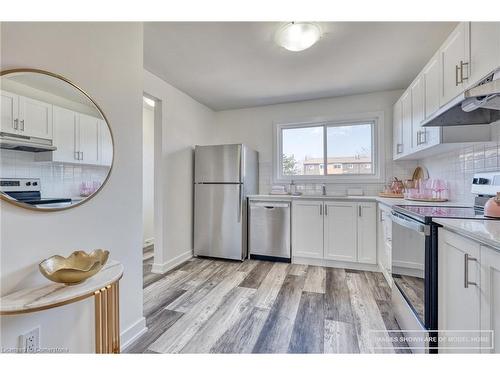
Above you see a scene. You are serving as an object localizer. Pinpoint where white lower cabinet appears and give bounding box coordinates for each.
[438,229,500,353]
[291,200,324,259]
[324,201,357,262]
[480,244,500,353]
[292,200,376,266]
[438,229,481,353]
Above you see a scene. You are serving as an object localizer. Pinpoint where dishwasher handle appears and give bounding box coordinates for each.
[250,202,290,208]
[391,211,427,234]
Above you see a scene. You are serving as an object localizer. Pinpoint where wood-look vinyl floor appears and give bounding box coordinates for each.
[126,252,407,354]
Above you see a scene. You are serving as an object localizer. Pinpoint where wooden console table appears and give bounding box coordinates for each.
[0,260,123,353]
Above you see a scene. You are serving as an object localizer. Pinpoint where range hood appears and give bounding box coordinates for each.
[424,70,500,127]
[0,132,57,152]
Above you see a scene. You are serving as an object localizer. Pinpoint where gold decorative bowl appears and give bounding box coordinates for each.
[39,250,109,285]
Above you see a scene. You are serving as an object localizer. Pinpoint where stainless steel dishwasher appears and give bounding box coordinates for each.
[248,201,291,262]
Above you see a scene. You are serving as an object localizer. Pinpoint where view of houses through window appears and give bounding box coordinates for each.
[281,122,373,177]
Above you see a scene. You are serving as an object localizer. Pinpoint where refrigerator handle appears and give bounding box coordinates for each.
[238,184,243,222]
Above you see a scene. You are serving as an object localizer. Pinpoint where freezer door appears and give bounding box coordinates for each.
[194,183,244,260]
[194,144,241,183]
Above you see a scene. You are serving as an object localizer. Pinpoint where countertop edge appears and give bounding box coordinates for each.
[433,218,500,252]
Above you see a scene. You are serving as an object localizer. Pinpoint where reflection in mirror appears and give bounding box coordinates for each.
[0,70,113,210]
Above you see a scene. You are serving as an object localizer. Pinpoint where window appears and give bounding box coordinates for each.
[276,118,379,182]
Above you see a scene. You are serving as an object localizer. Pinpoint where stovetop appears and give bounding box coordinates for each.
[393,205,492,223]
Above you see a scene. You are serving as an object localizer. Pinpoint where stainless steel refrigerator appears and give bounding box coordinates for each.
[194,144,258,260]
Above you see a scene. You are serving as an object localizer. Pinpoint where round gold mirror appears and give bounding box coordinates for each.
[0,69,113,211]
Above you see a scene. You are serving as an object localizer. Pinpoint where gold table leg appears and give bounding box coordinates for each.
[94,281,120,354]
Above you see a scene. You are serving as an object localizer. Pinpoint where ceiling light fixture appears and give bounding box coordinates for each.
[275,22,322,52]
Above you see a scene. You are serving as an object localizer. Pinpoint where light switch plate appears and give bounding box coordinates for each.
[19,326,40,353]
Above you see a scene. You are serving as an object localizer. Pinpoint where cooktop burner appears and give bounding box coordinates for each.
[393,205,491,223]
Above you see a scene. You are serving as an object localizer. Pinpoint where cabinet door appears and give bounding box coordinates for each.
[292,200,324,259]
[410,76,425,150]
[99,120,113,166]
[1,91,19,133]
[78,113,100,165]
[440,22,470,105]
[393,100,403,158]
[438,229,481,353]
[324,201,357,262]
[357,202,377,264]
[469,22,500,87]
[52,106,78,163]
[378,206,392,284]
[423,52,441,120]
[480,245,500,353]
[401,90,412,156]
[18,95,53,139]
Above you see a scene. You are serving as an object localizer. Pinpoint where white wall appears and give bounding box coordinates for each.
[143,70,216,273]
[0,22,144,352]
[213,90,417,195]
[418,121,500,204]
[142,103,155,246]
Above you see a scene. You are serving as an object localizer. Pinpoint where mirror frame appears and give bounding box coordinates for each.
[0,68,115,212]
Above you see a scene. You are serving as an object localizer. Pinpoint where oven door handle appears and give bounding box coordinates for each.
[391,212,428,234]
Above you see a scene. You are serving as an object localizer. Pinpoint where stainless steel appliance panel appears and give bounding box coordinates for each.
[242,145,258,195]
[194,144,242,183]
[249,201,290,259]
[194,183,243,260]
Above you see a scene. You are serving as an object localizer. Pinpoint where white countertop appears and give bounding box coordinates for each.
[433,218,500,251]
[248,194,470,209]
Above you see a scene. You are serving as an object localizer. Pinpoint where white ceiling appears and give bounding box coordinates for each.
[144,22,457,111]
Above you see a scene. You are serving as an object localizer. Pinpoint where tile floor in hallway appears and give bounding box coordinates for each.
[126,249,407,353]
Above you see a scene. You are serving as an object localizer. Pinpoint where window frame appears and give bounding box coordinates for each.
[273,112,385,184]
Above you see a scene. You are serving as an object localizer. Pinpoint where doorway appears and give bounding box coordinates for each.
[142,96,155,267]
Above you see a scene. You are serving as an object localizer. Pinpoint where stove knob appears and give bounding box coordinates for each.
[478,178,489,185]
[26,181,31,186]
[33,182,38,186]
[473,178,479,184]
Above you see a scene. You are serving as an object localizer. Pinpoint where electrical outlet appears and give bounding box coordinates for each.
[19,327,40,353]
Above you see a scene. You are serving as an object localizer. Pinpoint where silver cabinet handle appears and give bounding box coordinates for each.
[20,119,25,131]
[455,64,461,86]
[80,151,83,160]
[74,151,79,160]
[460,60,469,82]
[358,205,362,217]
[464,253,478,288]
[13,119,19,130]
[319,204,323,216]
[324,205,328,216]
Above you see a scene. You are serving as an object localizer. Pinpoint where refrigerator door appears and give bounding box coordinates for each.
[194,183,244,260]
[194,144,242,183]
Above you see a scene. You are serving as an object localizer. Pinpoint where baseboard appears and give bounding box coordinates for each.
[292,256,380,272]
[151,250,193,274]
[120,317,147,351]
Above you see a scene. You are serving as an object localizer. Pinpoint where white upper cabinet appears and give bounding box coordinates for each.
[99,120,113,167]
[1,91,19,133]
[78,113,100,165]
[393,22,500,161]
[410,75,425,150]
[357,202,377,264]
[423,52,441,120]
[1,90,53,139]
[468,22,500,86]
[393,99,403,158]
[440,22,470,106]
[400,90,412,156]
[324,201,357,262]
[51,106,78,163]
[292,200,324,259]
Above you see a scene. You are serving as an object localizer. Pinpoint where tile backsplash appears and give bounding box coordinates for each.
[419,121,500,204]
[0,149,109,199]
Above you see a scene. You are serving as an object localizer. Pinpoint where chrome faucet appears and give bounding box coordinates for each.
[322,184,327,196]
